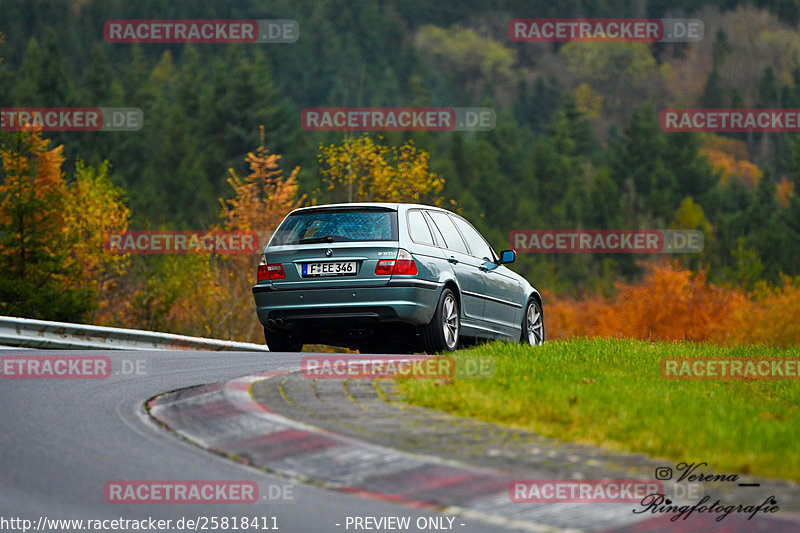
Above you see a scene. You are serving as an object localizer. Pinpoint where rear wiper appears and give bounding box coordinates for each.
[298,234,337,244]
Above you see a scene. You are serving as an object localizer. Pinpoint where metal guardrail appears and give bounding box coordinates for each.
[0,316,270,351]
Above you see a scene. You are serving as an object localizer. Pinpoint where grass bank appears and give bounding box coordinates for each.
[396,338,800,481]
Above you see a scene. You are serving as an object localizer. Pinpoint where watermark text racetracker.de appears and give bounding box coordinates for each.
[662,357,800,380]
[509,229,703,253]
[105,230,259,254]
[509,18,703,42]
[105,480,259,504]
[1,355,146,378]
[301,355,496,379]
[1,107,142,131]
[510,479,664,503]
[661,108,800,132]
[0,515,280,532]
[104,19,298,43]
[105,480,294,504]
[301,107,495,131]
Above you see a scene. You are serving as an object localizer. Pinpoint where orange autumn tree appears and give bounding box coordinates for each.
[0,128,134,323]
[0,129,94,320]
[115,127,302,341]
[546,261,750,343]
[729,275,800,347]
[213,125,303,341]
[222,126,303,240]
[546,260,800,346]
[700,135,762,188]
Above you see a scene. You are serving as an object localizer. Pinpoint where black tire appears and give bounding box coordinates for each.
[263,326,303,352]
[520,298,545,346]
[422,288,460,354]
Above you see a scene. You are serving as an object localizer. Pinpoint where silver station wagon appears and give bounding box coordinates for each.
[252,203,544,353]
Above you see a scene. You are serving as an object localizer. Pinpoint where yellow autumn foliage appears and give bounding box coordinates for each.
[318,135,444,205]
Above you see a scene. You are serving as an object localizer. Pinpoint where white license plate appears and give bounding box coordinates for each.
[302,261,357,277]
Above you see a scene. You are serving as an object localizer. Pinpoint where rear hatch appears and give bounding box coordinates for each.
[262,206,400,290]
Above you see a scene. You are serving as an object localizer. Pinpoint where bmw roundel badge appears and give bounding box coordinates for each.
[325,248,333,257]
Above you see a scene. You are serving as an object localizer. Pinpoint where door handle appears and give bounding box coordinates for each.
[448,256,459,264]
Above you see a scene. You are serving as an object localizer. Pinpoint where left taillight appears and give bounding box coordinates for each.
[257,256,285,281]
[375,249,418,276]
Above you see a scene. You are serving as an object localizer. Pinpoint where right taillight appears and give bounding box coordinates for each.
[393,248,418,275]
[258,256,285,281]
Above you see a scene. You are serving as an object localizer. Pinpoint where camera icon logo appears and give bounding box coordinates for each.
[655,467,673,480]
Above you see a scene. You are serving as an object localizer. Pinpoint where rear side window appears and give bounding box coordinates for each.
[452,216,494,261]
[270,209,398,245]
[407,210,434,245]
[427,211,468,254]
[424,212,446,246]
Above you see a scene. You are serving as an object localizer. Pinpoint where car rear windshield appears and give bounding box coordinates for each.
[270,208,398,245]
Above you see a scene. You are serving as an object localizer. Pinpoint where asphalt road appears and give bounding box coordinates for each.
[0,350,519,533]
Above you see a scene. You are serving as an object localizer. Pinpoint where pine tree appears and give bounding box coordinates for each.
[0,130,94,321]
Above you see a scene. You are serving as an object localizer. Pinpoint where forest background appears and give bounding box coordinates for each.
[2,0,799,346]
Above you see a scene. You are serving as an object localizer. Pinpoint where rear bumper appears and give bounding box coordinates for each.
[252,280,442,328]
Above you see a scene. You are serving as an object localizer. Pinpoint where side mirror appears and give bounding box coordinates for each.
[499,249,516,264]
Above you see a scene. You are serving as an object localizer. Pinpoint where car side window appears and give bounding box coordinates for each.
[407,210,434,246]
[452,216,494,261]
[423,211,446,247]
[427,211,469,254]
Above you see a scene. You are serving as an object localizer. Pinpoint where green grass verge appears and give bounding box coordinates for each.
[396,338,800,481]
